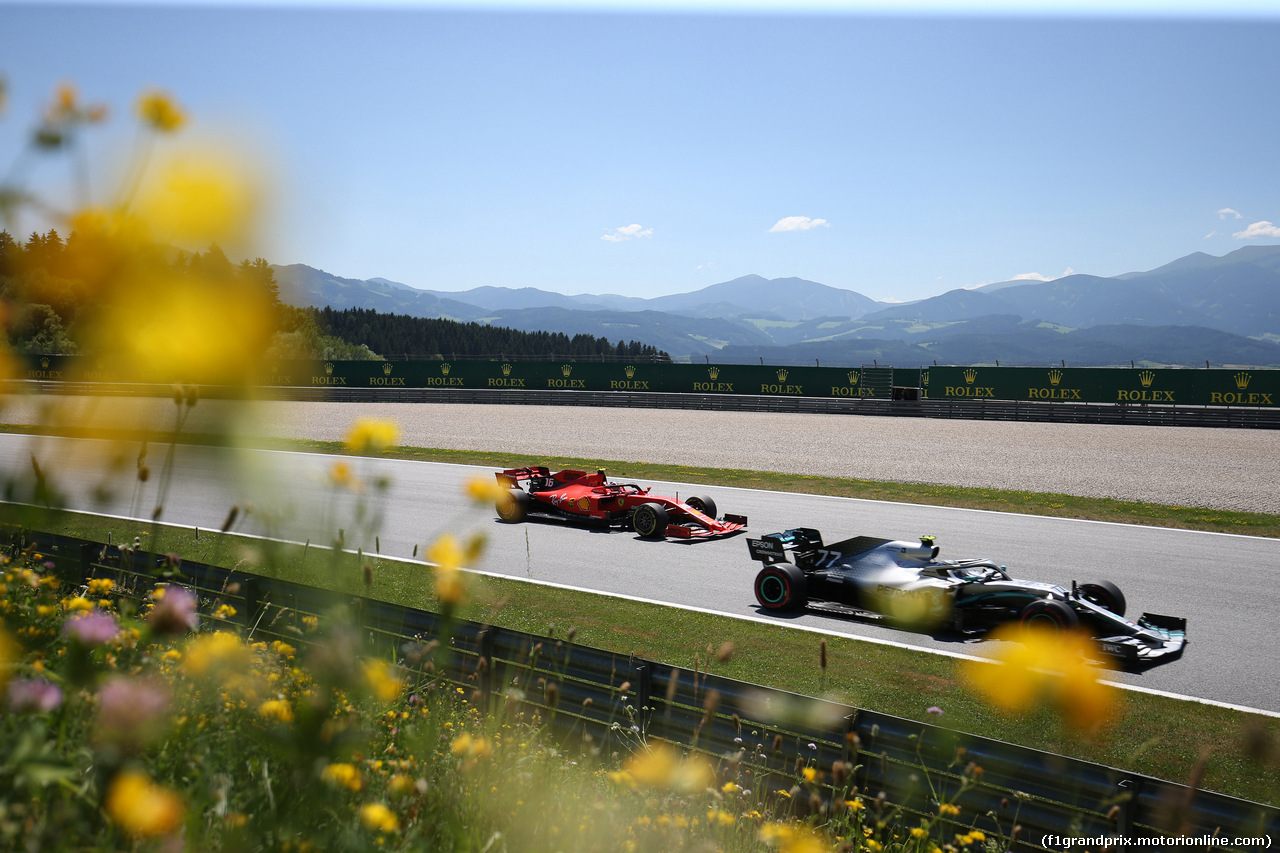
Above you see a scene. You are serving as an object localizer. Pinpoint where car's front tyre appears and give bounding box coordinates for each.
[1019,597,1079,632]
[754,563,807,612]
[632,503,669,539]
[1078,580,1126,616]
[685,494,718,519]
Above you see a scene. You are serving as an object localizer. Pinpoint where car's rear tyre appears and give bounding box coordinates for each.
[496,489,529,523]
[1019,597,1079,632]
[632,503,669,539]
[754,563,807,611]
[685,494,718,519]
[1078,580,1126,616]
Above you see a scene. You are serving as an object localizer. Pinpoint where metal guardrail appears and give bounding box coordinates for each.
[13,529,1279,851]
[20,380,1280,429]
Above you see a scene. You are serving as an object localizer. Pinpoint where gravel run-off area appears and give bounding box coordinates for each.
[5,395,1279,514]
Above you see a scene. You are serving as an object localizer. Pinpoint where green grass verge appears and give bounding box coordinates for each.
[12,500,1280,809]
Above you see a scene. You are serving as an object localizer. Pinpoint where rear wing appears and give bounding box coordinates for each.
[495,466,550,487]
[746,528,824,563]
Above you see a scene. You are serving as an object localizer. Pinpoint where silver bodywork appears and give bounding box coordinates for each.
[748,529,1186,666]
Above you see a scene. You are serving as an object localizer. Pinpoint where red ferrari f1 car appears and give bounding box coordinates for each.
[494,466,747,540]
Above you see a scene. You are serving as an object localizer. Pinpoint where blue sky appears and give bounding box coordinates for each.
[2,1,1279,303]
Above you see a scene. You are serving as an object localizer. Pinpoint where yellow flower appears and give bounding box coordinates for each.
[132,144,264,249]
[43,81,79,124]
[430,532,465,571]
[428,534,476,606]
[387,773,416,798]
[435,565,466,606]
[330,461,353,487]
[706,808,735,827]
[87,578,116,596]
[258,699,294,724]
[362,659,405,703]
[911,827,930,839]
[105,771,185,838]
[962,624,1117,732]
[0,630,16,690]
[344,418,399,453]
[802,766,818,783]
[938,803,961,817]
[617,744,713,794]
[88,264,276,386]
[359,802,400,834]
[450,733,493,760]
[759,822,828,853]
[321,762,363,792]
[136,89,186,132]
[466,476,508,504]
[182,631,252,678]
[64,596,94,612]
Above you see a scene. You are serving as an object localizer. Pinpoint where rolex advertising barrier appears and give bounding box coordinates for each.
[14,356,1280,428]
[14,528,1279,852]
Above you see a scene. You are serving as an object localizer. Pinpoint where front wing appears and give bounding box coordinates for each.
[666,513,748,539]
[1094,612,1187,663]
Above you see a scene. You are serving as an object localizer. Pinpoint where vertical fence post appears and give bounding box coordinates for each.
[1115,778,1142,839]
[633,662,652,737]
[477,627,496,708]
[241,575,263,635]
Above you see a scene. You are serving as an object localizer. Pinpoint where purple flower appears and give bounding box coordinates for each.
[63,611,120,646]
[927,706,944,717]
[7,678,63,713]
[147,586,199,636]
[95,676,170,748]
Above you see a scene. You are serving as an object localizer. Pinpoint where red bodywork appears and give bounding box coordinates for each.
[495,466,747,540]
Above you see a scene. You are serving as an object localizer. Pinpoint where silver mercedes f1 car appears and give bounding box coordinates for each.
[748,528,1186,666]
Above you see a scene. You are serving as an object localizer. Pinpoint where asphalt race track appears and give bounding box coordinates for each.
[2,432,1277,715]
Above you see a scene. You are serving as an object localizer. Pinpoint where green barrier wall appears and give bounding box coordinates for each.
[920,366,1279,407]
[16,355,1280,408]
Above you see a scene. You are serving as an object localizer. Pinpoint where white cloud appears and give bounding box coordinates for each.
[768,216,829,233]
[1204,230,1217,239]
[601,223,653,242]
[1234,220,1280,239]
[1010,267,1074,282]
[1218,208,1243,220]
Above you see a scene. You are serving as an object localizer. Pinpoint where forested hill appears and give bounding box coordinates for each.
[311,306,670,361]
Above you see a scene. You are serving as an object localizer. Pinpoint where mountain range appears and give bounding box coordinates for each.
[274,244,1280,366]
